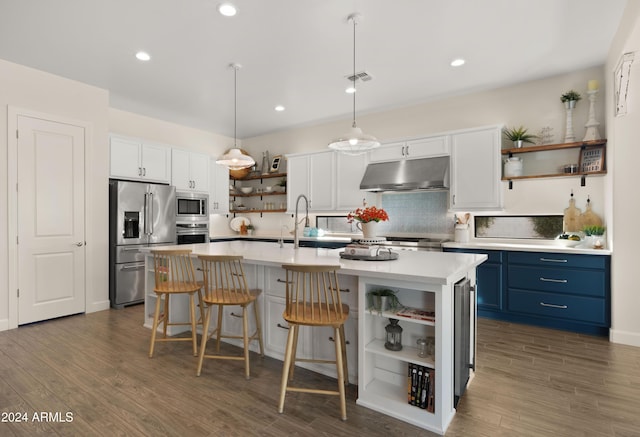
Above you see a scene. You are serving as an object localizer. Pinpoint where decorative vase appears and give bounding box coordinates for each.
[564,100,576,143]
[358,221,378,239]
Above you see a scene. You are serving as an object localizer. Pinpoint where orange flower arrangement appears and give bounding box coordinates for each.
[347,205,389,223]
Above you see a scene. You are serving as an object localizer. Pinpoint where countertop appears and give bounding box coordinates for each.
[144,240,487,285]
[443,239,611,255]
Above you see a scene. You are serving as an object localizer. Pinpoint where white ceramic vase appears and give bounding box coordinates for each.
[357,221,378,239]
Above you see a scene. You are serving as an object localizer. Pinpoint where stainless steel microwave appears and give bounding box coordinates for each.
[176,191,208,220]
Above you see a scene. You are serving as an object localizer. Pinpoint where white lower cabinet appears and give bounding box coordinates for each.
[357,276,455,435]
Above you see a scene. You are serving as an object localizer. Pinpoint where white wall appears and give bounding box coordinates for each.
[0,58,110,328]
[243,67,608,225]
[108,108,233,156]
[606,1,640,347]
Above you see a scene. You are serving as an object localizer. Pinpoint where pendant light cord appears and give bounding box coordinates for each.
[352,16,357,128]
[234,66,238,148]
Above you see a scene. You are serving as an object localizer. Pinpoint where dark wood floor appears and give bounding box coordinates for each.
[1,306,639,436]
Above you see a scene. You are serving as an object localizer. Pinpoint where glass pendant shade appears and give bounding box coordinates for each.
[328,12,380,156]
[328,123,380,156]
[217,63,255,170]
[216,148,255,170]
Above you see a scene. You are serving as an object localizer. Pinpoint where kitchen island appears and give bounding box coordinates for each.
[141,241,486,434]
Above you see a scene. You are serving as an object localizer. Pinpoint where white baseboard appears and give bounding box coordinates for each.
[87,300,111,313]
[0,318,10,332]
[609,328,640,348]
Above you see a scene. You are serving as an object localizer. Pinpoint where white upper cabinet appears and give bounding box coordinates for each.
[171,149,209,193]
[369,136,449,162]
[450,125,503,211]
[286,151,336,212]
[209,159,229,214]
[335,152,373,210]
[110,134,171,183]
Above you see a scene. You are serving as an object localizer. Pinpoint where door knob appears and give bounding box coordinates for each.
[75,241,84,247]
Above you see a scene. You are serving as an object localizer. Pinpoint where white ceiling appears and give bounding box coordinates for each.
[0,0,628,139]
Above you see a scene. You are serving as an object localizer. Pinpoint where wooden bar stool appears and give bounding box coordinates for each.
[149,249,204,358]
[196,255,264,379]
[277,264,349,420]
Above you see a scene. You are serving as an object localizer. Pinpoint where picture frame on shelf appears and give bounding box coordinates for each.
[579,145,605,173]
[270,155,282,173]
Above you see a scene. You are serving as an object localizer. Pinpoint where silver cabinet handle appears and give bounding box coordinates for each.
[329,336,350,345]
[277,323,290,330]
[540,277,568,283]
[406,145,410,156]
[339,288,350,293]
[74,241,84,247]
[540,302,568,309]
[276,278,293,284]
[230,312,242,318]
[401,145,406,156]
[138,167,142,176]
[539,257,568,263]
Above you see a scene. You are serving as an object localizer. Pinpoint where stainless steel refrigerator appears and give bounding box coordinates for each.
[109,179,176,308]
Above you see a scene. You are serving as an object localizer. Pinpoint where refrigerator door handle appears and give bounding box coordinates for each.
[143,192,150,235]
[148,192,154,235]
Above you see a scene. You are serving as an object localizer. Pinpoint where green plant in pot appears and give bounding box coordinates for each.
[504,126,538,148]
[561,90,582,109]
[583,225,605,236]
[368,289,400,313]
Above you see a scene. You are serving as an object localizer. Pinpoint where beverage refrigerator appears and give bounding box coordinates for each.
[109,179,176,308]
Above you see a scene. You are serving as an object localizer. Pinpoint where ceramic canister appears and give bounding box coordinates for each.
[503,157,523,177]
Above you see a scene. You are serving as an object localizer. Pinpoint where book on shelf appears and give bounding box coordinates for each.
[407,363,435,411]
[396,306,436,322]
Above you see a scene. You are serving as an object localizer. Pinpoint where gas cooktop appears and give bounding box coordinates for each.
[373,236,451,251]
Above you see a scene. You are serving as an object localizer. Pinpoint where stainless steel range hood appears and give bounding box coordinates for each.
[360,156,450,192]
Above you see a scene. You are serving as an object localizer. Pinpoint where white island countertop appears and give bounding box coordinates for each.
[144,240,487,285]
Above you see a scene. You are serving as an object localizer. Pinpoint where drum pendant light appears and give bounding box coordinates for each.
[328,13,380,155]
[216,63,255,170]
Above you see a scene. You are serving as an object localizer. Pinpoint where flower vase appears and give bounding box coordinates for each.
[358,221,378,239]
[564,100,576,143]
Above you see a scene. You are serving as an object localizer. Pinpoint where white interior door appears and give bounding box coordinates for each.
[17,115,86,325]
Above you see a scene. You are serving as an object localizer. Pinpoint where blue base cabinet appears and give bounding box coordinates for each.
[445,248,610,336]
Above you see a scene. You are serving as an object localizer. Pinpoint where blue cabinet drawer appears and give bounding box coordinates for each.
[508,265,606,297]
[508,251,607,269]
[508,289,607,325]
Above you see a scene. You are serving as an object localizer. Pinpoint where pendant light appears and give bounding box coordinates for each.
[216,63,255,170]
[328,13,380,155]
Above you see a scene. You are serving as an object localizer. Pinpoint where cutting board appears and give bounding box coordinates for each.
[580,201,603,228]
[563,198,582,232]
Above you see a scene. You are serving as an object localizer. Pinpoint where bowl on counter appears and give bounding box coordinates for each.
[239,187,253,194]
[555,233,582,247]
[264,185,274,193]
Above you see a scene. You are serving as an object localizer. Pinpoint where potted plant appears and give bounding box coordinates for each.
[561,90,582,108]
[583,225,605,249]
[368,289,400,313]
[245,224,255,235]
[348,202,389,239]
[277,177,287,192]
[503,126,538,148]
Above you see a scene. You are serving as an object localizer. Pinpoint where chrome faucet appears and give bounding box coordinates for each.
[294,194,309,249]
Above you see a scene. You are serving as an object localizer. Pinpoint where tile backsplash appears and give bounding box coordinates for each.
[378,191,453,235]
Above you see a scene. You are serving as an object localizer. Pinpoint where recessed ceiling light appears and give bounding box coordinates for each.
[275,105,285,112]
[345,87,356,94]
[451,58,466,67]
[218,3,237,16]
[135,51,151,61]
